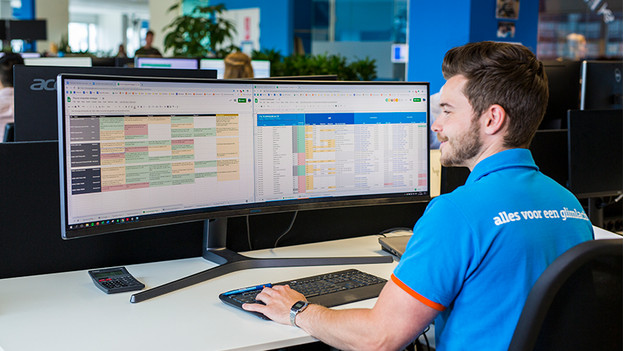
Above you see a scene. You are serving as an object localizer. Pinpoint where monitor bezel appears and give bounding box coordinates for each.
[58,74,431,239]
[580,60,624,111]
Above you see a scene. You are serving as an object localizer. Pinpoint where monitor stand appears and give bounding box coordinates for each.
[130,218,393,303]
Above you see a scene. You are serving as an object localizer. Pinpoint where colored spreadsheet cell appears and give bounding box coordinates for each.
[69,114,242,195]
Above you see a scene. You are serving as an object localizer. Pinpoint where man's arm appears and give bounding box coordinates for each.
[243,278,440,351]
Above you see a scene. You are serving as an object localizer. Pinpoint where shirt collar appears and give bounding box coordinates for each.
[466,148,538,184]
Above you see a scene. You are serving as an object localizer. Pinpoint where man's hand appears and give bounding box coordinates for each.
[242,285,306,325]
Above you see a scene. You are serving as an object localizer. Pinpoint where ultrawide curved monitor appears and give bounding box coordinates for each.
[58,75,430,239]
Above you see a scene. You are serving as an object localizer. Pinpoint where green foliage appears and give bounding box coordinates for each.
[163,2,237,58]
[252,49,377,81]
[348,56,377,81]
[251,48,282,65]
[58,34,71,54]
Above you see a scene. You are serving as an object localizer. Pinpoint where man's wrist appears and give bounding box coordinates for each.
[290,300,309,327]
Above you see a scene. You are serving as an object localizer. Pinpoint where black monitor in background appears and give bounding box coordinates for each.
[12,65,217,141]
[8,20,47,40]
[529,129,568,187]
[440,166,470,194]
[0,20,6,40]
[58,75,431,302]
[567,109,623,226]
[580,60,623,110]
[115,57,134,67]
[441,128,571,194]
[540,60,581,129]
[91,57,116,67]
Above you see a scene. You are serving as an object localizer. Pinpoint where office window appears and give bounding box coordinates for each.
[538,0,623,60]
[69,22,98,53]
[312,0,406,43]
[311,0,408,81]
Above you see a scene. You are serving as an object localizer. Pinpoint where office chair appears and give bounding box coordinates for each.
[508,239,623,351]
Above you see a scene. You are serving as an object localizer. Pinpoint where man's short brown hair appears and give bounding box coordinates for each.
[442,41,548,148]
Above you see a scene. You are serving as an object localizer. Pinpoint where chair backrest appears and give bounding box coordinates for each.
[508,239,623,351]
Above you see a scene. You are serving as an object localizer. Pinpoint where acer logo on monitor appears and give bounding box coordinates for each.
[29,78,57,91]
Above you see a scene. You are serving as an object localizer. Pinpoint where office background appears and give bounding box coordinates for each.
[0,0,621,275]
[0,3,620,351]
[1,0,622,84]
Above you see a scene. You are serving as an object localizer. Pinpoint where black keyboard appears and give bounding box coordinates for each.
[219,269,387,319]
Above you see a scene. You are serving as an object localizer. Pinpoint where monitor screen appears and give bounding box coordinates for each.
[0,52,40,58]
[24,57,92,67]
[199,59,271,78]
[20,52,41,58]
[58,76,430,239]
[134,57,199,70]
[567,109,623,198]
[540,60,581,129]
[13,65,217,142]
[580,60,623,110]
[251,60,270,78]
[7,19,47,40]
[529,129,568,187]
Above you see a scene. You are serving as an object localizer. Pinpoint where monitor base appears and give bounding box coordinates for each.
[130,218,392,303]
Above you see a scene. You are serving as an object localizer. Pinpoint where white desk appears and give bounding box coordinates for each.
[1,228,619,351]
[593,225,623,240]
[0,235,397,351]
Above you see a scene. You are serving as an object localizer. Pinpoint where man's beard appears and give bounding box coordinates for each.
[438,121,483,167]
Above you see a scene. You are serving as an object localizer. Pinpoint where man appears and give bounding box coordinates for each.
[243,42,594,351]
[134,30,162,57]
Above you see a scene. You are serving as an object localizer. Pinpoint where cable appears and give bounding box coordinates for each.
[421,325,431,351]
[273,211,299,248]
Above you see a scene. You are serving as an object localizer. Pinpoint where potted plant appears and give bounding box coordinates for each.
[163,1,238,58]
[253,49,377,81]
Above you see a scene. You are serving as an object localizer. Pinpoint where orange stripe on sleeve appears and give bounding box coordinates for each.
[391,274,446,312]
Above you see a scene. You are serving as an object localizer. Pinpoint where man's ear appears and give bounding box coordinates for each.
[482,104,507,136]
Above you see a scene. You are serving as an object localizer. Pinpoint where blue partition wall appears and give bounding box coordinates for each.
[407,0,539,92]
[214,0,538,88]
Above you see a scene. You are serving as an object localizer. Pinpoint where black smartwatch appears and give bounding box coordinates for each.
[290,300,309,327]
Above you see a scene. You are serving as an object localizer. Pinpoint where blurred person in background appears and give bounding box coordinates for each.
[224,52,254,79]
[0,53,24,141]
[135,30,162,57]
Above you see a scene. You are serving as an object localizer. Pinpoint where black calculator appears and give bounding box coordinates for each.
[88,267,145,294]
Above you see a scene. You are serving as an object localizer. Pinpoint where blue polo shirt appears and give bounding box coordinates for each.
[392,148,593,351]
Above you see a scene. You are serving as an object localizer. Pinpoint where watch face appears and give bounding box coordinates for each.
[292,301,306,310]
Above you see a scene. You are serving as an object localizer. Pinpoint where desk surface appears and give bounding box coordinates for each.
[1,228,619,351]
[0,235,397,351]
